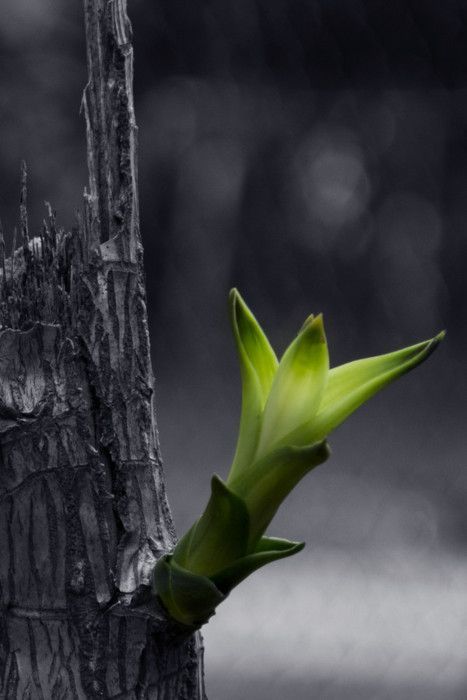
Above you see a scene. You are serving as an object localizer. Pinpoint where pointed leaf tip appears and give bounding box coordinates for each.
[302,312,324,333]
[427,329,446,354]
[229,288,278,397]
[229,287,240,314]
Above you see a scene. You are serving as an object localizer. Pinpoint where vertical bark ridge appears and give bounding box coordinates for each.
[82,0,139,258]
[0,0,207,697]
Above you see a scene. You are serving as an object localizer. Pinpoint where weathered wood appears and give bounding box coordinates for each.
[82,0,140,258]
[0,1,206,697]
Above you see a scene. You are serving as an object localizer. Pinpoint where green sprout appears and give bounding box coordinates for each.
[153,290,444,628]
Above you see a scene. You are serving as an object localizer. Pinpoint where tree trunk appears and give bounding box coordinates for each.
[0,1,206,697]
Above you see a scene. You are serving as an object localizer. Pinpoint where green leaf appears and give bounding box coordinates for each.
[227,289,278,483]
[153,555,225,627]
[173,475,250,576]
[281,331,445,447]
[211,536,305,595]
[229,441,330,547]
[256,315,329,459]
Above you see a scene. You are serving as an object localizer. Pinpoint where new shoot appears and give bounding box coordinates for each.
[154,290,444,628]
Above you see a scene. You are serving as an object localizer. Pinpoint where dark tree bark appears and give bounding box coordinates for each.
[0,1,206,697]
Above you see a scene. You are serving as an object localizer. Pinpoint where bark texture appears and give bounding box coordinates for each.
[0,1,206,697]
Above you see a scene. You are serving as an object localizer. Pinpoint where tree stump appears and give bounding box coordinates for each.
[0,1,206,697]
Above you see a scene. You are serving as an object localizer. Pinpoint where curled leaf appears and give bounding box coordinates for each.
[153,555,224,627]
[280,331,445,447]
[256,314,329,459]
[173,475,250,576]
[228,289,278,482]
[229,441,330,547]
[211,536,305,594]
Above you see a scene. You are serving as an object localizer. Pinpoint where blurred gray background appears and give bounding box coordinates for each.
[1,1,466,698]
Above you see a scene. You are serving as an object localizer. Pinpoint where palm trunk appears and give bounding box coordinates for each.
[0,1,206,697]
